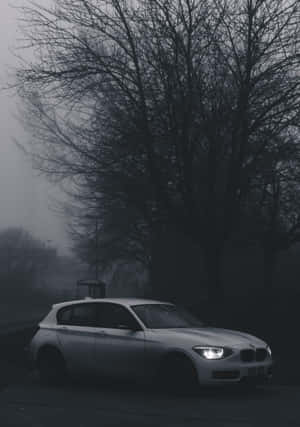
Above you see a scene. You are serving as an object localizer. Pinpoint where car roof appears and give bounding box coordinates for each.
[52,297,171,310]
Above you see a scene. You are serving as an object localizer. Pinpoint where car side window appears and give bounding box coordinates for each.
[57,304,97,327]
[57,306,73,325]
[97,303,140,330]
[71,304,97,327]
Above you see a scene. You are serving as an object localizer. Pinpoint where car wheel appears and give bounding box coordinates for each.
[37,347,67,385]
[158,353,199,394]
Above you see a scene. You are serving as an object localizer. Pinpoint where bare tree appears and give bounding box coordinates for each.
[0,227,57,292]
[15,0,300,298]
[242,132,300,291]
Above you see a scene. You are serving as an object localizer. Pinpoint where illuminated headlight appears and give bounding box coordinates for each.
[193,346,232,360]
[267,345,272,357]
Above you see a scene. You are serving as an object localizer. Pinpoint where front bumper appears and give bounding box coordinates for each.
[193,354,273,385]
[212,364,272,383]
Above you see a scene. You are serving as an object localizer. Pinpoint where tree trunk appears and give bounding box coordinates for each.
[263,246,277,295]
[204,244,224,302]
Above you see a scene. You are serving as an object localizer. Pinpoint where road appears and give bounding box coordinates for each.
[0,371,300,427]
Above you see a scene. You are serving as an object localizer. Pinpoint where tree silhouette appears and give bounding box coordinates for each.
[15,0,300,298]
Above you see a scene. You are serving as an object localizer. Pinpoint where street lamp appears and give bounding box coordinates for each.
[95,218,99,281]
[85,214,100,281]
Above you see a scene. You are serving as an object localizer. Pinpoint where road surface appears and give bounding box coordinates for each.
[0,371,299,427]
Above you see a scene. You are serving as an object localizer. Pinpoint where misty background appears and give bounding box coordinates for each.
[0,0,69,254]
[0,2,145,306]
[0,1,87,327]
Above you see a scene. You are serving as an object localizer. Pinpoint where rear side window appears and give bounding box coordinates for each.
[72,304,97,326]
[57,306,72,325]
[57,303,97,327]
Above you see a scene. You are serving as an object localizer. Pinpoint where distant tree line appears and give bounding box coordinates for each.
[15,0,300,300]
[0,227,57,293]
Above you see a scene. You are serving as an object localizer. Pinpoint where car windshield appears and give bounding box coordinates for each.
[131,304,204,329]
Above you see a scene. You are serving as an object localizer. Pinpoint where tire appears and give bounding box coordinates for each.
[158,353,199,395]
[37,347,67,385]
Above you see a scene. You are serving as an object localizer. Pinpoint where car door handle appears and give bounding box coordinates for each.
[96,331,107,337]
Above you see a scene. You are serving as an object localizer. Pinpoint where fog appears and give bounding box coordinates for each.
[0,0,70,255]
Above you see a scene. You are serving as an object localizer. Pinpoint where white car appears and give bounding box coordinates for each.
[29,298,273,389]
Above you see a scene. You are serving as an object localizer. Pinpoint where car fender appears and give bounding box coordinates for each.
[159,347,198,367]
[31,326,61,363]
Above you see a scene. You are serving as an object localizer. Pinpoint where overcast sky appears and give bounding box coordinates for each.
[0,1,71,254]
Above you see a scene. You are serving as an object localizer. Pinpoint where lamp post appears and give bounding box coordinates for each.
[85,214,100,281]
[95,218,99,281]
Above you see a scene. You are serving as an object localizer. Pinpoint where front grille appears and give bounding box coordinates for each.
[240,349,255,362]
[256,348,268,362]
[240,348,268,362]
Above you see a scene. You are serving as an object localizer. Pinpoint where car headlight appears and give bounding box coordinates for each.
[267,345,272,357]
[193,346,233,360]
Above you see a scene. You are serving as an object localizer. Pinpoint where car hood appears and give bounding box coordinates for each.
[149,327,267,348]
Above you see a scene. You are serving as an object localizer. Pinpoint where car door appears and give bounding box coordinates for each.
[94,303,146,380]
[56,303,99,375]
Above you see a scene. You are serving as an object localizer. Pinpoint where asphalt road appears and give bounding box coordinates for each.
[0,370,300,427]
